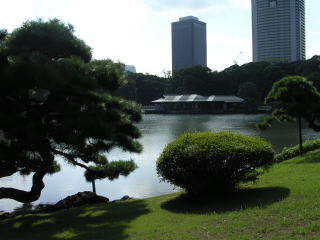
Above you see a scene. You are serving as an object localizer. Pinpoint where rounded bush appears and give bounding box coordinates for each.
[156,132,274,195]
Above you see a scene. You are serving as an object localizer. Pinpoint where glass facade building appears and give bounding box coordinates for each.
[252,0,305,63]
[171,16,207,71]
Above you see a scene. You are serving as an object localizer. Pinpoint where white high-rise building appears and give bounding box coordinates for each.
[252,0,305,63]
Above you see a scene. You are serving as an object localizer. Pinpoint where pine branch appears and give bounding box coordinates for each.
[51,148,91,171]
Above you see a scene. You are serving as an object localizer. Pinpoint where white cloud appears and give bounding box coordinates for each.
[227,0,251,10]
[28,0,159,72]
[208,33,252,71]
[143,0,250,12]
[0,0,36,31]
[1,0,318,75]
[143,0,214,11]
[0,0,252,75]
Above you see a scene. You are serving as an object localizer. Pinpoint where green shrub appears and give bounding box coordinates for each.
[156,132,275,195]
[275,138,320,162]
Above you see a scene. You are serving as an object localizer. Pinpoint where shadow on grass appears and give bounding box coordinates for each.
[0,200,149,240]
[161,187,290,214]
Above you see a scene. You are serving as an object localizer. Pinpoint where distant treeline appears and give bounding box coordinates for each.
[116,56,320,106]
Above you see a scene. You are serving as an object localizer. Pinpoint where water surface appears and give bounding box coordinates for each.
[1,114,318,212]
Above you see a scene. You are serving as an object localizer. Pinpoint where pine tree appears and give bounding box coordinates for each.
[257,76,320,155]
[0,19,142,203]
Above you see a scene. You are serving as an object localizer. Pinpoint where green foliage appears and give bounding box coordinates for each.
[262,64,285,96]
[237,82,259,100]
[84,155,137,182]
[237,82,260,113]
[157,132,274,195]
[116,56,320,106]
[116,72,168,105]
[258,76,320,155]
[0,29,7,41]
[170,66,213,95]
[256,115,275,130]
[256,76,320,159]
[307,71,320,91]
[275,138,320,162]
[5,19,92,62]
[0,19,142,202]
[2,150,320,239]
[265,76,320,121]
[89,60,126,92]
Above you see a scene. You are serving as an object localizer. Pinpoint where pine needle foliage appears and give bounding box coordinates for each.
[0,19,142,203]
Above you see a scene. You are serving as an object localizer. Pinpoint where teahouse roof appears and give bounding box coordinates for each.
[152,94,243,103]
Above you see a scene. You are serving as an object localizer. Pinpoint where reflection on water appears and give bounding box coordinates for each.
[1,114,319,212]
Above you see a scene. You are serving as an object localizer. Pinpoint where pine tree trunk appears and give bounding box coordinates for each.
[92,180,96,194]
[298,116,303,155]
[0,148,53,203]
[0,170,47,203]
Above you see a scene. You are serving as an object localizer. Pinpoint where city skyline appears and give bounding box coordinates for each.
[0,0,319,76]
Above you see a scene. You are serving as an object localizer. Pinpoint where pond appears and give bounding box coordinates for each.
[1,114,319,212]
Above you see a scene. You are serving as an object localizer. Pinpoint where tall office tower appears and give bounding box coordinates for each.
[252,0,305,63]
[172,16,207,71]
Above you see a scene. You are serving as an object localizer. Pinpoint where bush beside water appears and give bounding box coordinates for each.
[156,132,275,195]
[275,138,320,162]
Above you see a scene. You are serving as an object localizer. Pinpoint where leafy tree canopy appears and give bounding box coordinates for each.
[265,76,320,123]
[117,57,320,107]
[257,76,320,154]
[237,82,260,113]
[0,19,142,203]
[170,65,213,95]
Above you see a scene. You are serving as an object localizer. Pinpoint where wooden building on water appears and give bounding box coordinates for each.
[151,94,244,114]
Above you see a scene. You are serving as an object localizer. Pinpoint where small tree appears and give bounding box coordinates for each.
[0,19,142,203]
[257,76,320,154]
[84,155,138,194]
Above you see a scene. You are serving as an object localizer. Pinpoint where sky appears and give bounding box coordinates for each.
[0,0,319,76]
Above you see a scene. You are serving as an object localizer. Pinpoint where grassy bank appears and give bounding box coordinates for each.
[1,150,320,240]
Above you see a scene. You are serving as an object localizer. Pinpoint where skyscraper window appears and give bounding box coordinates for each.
[269,0,277,8]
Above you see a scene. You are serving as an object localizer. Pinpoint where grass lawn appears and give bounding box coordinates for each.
[1,150,320,240]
